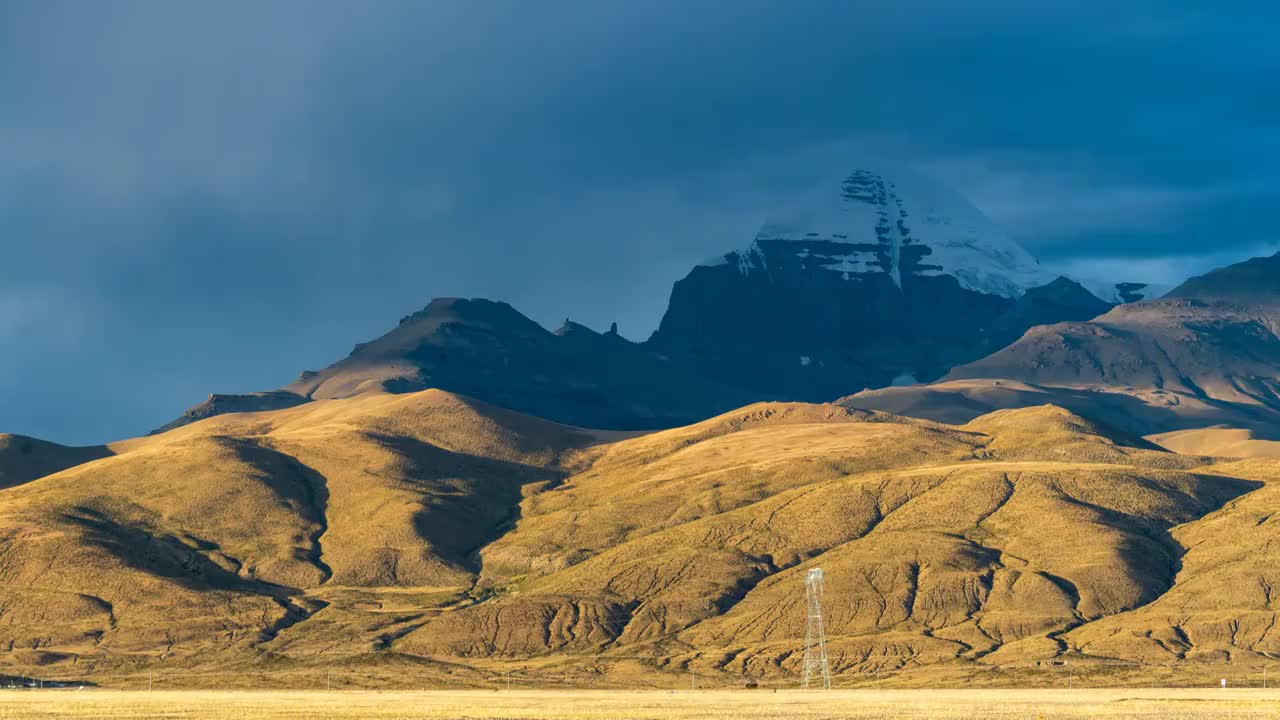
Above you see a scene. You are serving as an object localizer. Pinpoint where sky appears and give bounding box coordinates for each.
[2,1,1277,444]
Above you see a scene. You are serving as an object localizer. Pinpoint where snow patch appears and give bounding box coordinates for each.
[1067,276,1176,304]
[734,167,1059,298]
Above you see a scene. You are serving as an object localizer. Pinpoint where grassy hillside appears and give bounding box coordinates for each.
[0,434,110,490]
[2,391,1280,686]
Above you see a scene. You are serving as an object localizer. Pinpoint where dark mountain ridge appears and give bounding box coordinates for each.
[156,169,1140,433]
[156,270,1114,434]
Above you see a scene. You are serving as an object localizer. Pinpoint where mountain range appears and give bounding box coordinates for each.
[4,168,1280,688]
[161,169,1154,434]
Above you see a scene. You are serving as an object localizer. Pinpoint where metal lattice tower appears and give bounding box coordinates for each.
[801,567,832,689]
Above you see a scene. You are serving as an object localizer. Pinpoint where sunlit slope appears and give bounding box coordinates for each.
[402,406,1257,674]
[3,392,1280,684]
[1065,457,1280,663]
[0,434,318,664]
[1148,426,1280,459]
[0,391,608,670]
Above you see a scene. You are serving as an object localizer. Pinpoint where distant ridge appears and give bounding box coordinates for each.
[0,434,111,490]
[161,297,760,433]
[159,168,1157,433]
[947,251,1280,409]
[846,251,1280,438]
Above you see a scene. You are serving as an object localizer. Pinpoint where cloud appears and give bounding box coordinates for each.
[1050,242,1280,289]
[0,0,1276,442]
[917,156,1217,241]
[0,289,92,372]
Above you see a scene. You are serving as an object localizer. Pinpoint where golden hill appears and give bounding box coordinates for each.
[0,434,110,491]
[2,392,1280,687]
[1148,426,1280,459]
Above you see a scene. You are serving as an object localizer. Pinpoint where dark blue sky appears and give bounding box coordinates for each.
[2,1,1277,444]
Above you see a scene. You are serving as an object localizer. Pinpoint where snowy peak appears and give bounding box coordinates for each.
[710,168,1058,299]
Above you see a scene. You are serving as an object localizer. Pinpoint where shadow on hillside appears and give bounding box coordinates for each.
[368,433,566,572]
[61,506,297,598]
[213,438,333,582]
[0,436,114,491]
[1053,472,1264,617]
[843,381,1280,441]
[61,506,328,646]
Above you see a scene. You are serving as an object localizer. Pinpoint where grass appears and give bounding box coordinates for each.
[1,688,1279,719]
[7,393,1280,684]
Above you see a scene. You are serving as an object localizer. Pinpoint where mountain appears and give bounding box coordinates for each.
[158,298,758,434]
[152,391,309,435]
[839,376,1280,438]
[1166,251,1280,302]
[0,434,110,491]
[846,252,1280,440]
[1147,426,1280,458]
[0,390,613,679]
[646,168,1088,393]
[948,252,1280,409]
[984,276,1113,351]
[158,167,1165,434]
[4,390,1280,687]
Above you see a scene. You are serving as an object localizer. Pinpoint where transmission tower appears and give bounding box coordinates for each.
[801,567,832,689]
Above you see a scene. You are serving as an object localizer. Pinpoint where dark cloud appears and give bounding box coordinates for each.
[1,0,1275,443]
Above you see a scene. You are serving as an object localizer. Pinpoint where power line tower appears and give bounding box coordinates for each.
[801,567,832,689]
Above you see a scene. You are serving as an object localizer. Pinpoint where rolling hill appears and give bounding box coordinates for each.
[0,434,111,490]
[3,390,1280,687]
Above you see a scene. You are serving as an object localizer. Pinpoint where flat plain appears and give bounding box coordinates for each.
[2,689,1280,720]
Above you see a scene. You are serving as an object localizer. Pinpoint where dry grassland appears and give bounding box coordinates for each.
[2,688,1280,720]
[8,393,1280,686]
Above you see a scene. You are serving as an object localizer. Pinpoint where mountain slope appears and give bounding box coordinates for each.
[161,298,758,434]
[1064,457,1280,663]
[10,390,1280,687]
[947,253,1280,410]
[0,390,611,674]
[160,168,1159,434]
[838,379,1270,437]
[0,434,110,490]
[1166,252,1280,302]
[1147,426,1280,458]
[845,252,1280,441]
[647,169,1118,394]
[946,299,1280,408]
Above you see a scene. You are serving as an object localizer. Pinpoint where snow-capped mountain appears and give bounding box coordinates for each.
[649,167,1135,395]
[159,166,1193,434]
[702,168,1060,298]
[703,168,1170,306]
